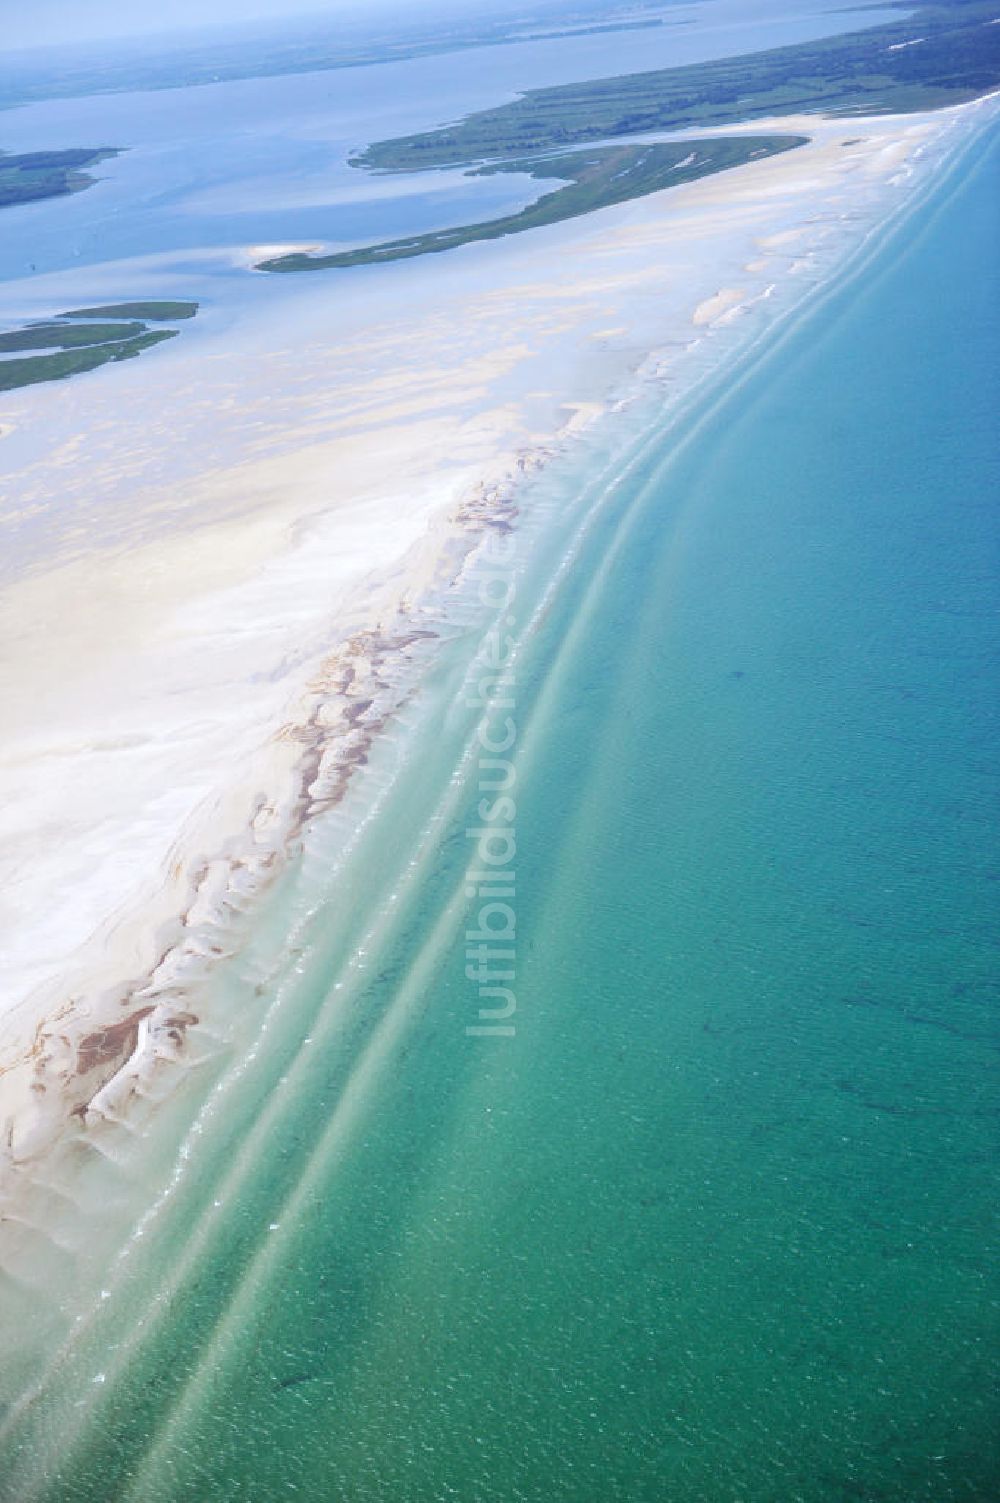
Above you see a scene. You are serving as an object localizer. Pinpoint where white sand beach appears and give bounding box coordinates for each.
[0,101,987,1194]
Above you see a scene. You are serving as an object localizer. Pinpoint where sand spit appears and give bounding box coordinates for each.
[0,100,989,1207]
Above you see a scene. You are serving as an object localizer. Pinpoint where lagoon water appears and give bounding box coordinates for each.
[1,96,996,1503]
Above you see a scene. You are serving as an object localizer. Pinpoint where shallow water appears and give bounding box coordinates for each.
[0,106,995,1503]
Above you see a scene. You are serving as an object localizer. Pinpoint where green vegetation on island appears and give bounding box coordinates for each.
[0,302,199,393]
[0,320,147,352]
[257,135,807,273]
[259,2,997,277]
[0,147,119,209]
[354,0,999,172]
[62,300,200,321]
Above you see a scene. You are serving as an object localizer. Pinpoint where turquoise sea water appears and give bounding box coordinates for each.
[1,122,997,1503]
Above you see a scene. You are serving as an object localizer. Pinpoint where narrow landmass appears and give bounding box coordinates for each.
[0,321,148,351]
[0,147,119,209]
[353,0,1000,171]
[259,1,998,276]
[257,135,807,272]
[62,300,200,320]
[0,302,199,392]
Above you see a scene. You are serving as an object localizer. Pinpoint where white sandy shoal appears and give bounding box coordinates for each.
[692,287,747,325]
[0,101,982,1182]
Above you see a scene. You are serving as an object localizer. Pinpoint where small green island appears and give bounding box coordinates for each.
[0,301,199,393]
[0,148,120,210]
[256,135,807,273]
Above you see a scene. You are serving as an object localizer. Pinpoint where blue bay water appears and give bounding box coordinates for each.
[1,115,996,1502]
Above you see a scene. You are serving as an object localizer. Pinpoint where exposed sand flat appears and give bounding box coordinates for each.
[692,287,746,325]
[0,98,990,1191]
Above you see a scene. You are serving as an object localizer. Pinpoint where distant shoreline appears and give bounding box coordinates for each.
[354,0,999,170]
